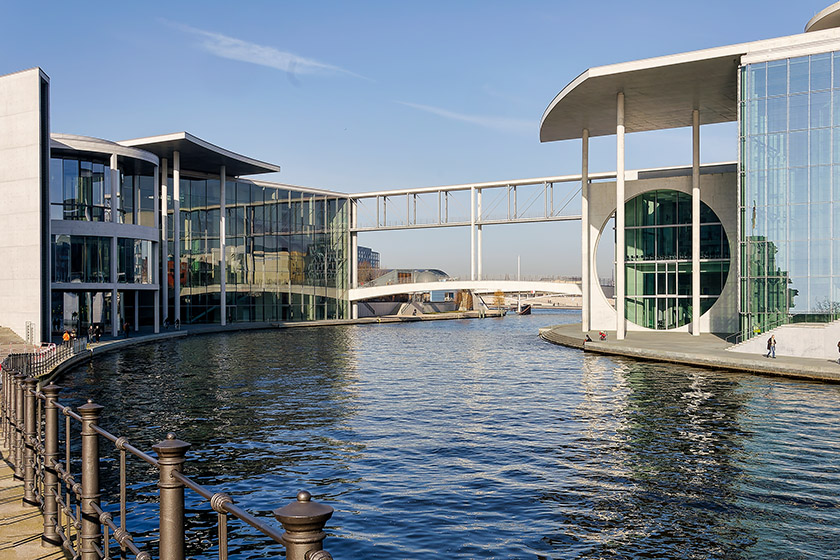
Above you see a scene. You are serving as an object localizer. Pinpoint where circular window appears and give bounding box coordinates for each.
[622,189,730,330]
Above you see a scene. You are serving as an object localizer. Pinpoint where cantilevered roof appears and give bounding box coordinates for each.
[540,26,840,142]
[118,132,281,177]
[806,2,840,32]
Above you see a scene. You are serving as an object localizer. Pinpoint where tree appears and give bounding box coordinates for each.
[494,290,505,309]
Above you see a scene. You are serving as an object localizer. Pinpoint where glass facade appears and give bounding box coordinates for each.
[49,157,111,221]
[625,190,730,330]
[169,178,349,324]
[117,238,153,284]
[740,52,840,336]
[51,235,111,284]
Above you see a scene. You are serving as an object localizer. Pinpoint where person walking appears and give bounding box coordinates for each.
[836,339,840,364]
[766,335,776,358]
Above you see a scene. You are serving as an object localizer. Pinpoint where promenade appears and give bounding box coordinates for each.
[540,323,840,383]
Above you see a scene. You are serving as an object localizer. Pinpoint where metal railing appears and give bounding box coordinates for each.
[3,338,88,378]
[0,360,336,560]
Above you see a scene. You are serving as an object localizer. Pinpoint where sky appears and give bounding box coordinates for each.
[1,0,833,279]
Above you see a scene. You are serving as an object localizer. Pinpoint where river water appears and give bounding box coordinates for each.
[59,310,840,559]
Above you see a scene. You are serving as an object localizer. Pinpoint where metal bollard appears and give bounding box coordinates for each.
[22,377,37,505]
[153,433,191,560]
[274,491,334,560]
[79,399,103,560]
[13,373,26,479]
[42,384,61,545]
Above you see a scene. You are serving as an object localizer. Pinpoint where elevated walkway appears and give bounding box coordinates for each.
[540,323,840,383]
[350,280,580,301]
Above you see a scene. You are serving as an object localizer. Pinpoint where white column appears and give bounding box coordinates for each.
[470,186,476,281]
[692,109,701,336]
[160,158,168,325]
[110,154,119,224]
[351,200,359,320]
[173,151,181,324]
[616,92,626,340]
[477,188,483,281]
[153,244,160,334]
[220,165,227,326]
[581,128,590,332]
[111,237,118,337]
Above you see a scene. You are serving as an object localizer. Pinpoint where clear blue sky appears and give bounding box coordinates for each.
[1,1,832,278]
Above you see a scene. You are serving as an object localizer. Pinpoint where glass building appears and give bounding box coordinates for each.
[740,52,840,336]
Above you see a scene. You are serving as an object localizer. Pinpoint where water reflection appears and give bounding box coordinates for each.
[56,311,840,559]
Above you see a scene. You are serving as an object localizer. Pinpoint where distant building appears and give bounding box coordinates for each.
[357,246,380,269]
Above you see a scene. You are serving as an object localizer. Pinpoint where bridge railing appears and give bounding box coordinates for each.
[0,363,336,560]
[4,338,87,378]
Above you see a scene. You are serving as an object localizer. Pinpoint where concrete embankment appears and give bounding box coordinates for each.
[540,322,840,384]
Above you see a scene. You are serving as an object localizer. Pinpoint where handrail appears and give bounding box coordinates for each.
[0,362,336,560]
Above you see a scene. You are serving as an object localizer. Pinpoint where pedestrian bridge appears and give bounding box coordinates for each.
[349,280,581,302]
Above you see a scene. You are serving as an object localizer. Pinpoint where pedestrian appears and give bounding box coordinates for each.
[95,325,102,342]
[62,330,70,344]
[837,339,840,364]
[174,318,180,330]
[88,324,94,343]
[123,321,130,338]
[766,335,776,358]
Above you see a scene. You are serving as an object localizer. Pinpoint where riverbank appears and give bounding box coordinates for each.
[540,322,840,384]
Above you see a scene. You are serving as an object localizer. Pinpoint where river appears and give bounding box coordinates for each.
[58,310,840,559]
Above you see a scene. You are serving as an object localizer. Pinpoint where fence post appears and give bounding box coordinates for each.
[274,491,334,560]
[13,373,26,479]
[79,399,103,560]
[22,377,37,505]
[153,433,191,560]
[1,366,8,450]
[42,383,61,545]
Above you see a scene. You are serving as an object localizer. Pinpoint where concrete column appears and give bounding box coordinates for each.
[692,109,701,336]
[616,92,626,340]
[477,188,483,281]
[173,151,181,324]
[581,128,590,332]
[220,165,227,326]
[350,200,358,320]
[110,154,119,224]
[134,291,139,331]
[110,236,118,337]
[470,186,476,281]
[153,243,160,334]
[161,158,168,325]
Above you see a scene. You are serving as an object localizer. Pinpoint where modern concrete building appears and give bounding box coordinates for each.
[541,2,840,344]
[0,68,349,342]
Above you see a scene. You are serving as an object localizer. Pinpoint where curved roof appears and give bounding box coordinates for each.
[51,133,159,166]
[806,2,840,32]
[118,132,281,177]
[540,26,840,142]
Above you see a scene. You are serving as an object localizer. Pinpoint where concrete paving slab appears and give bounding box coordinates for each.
[0,447,68,559]
[540,323,840,383]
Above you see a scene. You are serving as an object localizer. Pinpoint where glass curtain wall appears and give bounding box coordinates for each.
[740,51,840,337]
[624,190,730,330]
[49,157,110,221]
[175,177,348,324]
[51,235,111,284]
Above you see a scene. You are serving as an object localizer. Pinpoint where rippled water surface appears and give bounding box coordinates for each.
[60,310,840,559]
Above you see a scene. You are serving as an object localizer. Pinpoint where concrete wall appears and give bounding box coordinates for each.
[587,169,737,334]
[729,320,840,360]
[0,68,50,342]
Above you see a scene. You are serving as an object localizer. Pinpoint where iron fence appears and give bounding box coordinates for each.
[0,358,336,560]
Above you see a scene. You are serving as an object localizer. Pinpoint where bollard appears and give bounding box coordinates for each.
[42,384,61,545]
[13,373,26,479]
[78,399,103,560]
[22,377,37,505]
[274,491,334,560]
[153,433,191,560]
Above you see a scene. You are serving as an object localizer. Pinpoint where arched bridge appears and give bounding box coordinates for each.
[349,280,581,302]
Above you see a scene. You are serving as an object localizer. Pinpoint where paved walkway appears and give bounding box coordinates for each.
[540,323,840,383]
[0,446,67,559]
